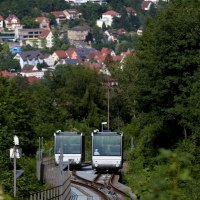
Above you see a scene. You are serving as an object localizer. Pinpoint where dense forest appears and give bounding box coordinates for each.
[0,0,200,199]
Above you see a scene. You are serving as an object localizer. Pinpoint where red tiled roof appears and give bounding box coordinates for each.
[94,52,107,64]
[141,1,152,10]
[65,9,80,14]
[125,7,136,14]
[51,11,65,18]
[65,47,76,58]
[112,55,123,62]
[54,50,68,59]
[102,10,119,16]
[5,14,20,23]
[40,29,51,38]
[26,76,39,83]
[101,47,113,55]
[35,17,50,23]
[0,70,16,77]
[117,28,127,34]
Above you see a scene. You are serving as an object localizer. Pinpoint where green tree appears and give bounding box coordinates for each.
[78,2,107,26]
[0,43,20,71]
[132,0,200,141]
[121,1,200,198]
[48,65,106,127]
[21,16,39,28]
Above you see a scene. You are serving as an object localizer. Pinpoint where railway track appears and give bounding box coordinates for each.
[72,169,132,199]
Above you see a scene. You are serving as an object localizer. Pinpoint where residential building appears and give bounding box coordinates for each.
[137,26,143,36]
[44,54,55,67]
[68,25,90,42]
[14,50,45,69]
[141,1,153,10]
[22,64,38,71]
[125,7,137,16]
[20,70,46,78]
[63,9,81,20]
[104,28,127,42]
[64,0,88,4]
[0,15,3,32]
[96,10,120,28]
[0,70,16,77]
[51,11,66,25]
[52,50,68,61]
[15,28,43,41]
[64,58,80,65]
[35,17,50,29]
[65,47,79,59]
[101,47,115,56]
[15,28,53,48]
[65,0,107,4]
[5,15,21,31]
[38,29,54,48]
[76,47,97,61]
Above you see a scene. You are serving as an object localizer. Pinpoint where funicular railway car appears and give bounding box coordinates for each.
[91,130,123,171]
[54,131,85,168]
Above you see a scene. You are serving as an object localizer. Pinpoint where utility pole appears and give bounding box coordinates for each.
[13,145,16,198]
[107,84,110,130]
[13,135,19,198]
[59,133,63,200]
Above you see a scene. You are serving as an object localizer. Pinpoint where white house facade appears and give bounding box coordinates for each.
[65,0,106,4]
[0,15,3,31]
[14,50,45,69]
[96,10,120,28]
[5,15,21,31]
[20,70,46,78]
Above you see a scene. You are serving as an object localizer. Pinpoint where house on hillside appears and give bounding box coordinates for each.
[22,64,38,71]
[101,47,116,56]
[15,28,43,42]
[0,15,4,32]
[65,47,79,59]
[15,28,53,48]
[96,10,120,28]
[20,70,46,78]
[51,11,66,25]
[5,15,21,31]
[76,47,97,61]
[63,9,81,20]
[65,0,107,5]
[35,17,50,29]
[90,47,115,65]
[44,54,55,67]
[125,7,137,16]
[52,50,68,61]
[0,70,16,77]
[67,25,90,42]
[141,1,153,10]
[137,26,143,36]
[64,58,80,65]
[104,28,127,43]
[14,50,45,69]
[64,0,87,4]
[38,29,54,48]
